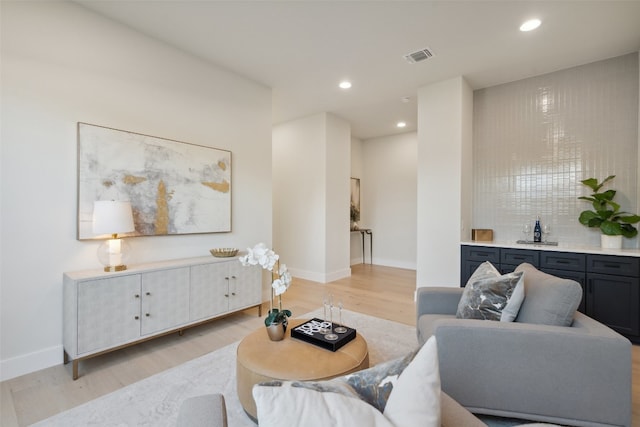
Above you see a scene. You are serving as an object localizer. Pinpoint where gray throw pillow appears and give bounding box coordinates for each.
[514,263,582,327]
[456,261,524,321]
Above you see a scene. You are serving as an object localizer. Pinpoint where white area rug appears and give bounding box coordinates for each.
[34,309,417,427]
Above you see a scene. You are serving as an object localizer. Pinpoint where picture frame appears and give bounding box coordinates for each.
[77,123,231,239]
[350,177,361,223]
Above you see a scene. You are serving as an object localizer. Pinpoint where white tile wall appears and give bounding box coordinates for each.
[473,53,639,247]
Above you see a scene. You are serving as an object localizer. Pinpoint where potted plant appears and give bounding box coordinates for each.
[578,175,640,248]
[239,243,292,340]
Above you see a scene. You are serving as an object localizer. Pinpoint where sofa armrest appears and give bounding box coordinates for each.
[430,312,631,427]
[176,394,228,427]
[416,286,463,318]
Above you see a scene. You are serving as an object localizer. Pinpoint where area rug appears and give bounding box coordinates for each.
[34,309,418,427]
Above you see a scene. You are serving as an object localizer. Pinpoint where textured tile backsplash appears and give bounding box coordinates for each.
[473,53,639,248]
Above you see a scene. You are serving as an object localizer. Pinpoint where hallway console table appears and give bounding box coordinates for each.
[351,228,373,264]
[63,256,262,379]
[461,243,640,344]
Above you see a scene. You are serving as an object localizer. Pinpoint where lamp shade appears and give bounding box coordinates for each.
[92,200,135,235]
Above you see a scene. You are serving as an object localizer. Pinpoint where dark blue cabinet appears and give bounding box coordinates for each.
[461,245,640,342]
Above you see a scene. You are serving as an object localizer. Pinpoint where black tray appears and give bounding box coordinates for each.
[291,318,356,352]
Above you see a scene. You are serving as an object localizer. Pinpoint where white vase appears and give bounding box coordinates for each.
[601,234,622,249]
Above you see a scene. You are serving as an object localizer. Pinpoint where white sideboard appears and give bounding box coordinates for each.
[63,256,262,379]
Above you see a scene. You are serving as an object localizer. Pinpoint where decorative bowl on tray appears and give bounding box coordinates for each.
[210,248,239,258]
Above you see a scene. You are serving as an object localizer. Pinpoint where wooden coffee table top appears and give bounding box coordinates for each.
[237,318,369,381]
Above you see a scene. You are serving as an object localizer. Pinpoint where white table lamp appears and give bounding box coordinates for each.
[93,200,135,272]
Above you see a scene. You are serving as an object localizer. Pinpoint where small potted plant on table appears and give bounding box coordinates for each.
[239,243,292,340]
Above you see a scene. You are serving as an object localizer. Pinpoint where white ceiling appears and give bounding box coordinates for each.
[76,1,640,140]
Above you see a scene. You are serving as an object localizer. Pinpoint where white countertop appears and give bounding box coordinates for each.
[461,240,640,257]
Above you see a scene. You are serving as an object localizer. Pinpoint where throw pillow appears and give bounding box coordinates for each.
[252,336,441,427]
[500,272,525,322]
[383,334,440,427]
[456,261,524,321]
[514,263,582,326]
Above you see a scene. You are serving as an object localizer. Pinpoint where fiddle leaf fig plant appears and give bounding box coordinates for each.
[578,175,640,238]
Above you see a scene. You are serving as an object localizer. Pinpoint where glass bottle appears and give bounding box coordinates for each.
[533,216,542,243]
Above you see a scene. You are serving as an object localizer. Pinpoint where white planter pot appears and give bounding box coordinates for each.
[601,234,622,249]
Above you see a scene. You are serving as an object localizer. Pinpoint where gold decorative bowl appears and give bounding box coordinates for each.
[210,248,239,258]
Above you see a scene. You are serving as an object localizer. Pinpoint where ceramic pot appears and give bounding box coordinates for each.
[601,234,622,249]
[266,321,287,341]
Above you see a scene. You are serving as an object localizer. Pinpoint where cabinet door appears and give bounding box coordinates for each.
[460,246,499,285]
[586,273,640,336]
[228,262,262,311]
[141,268,190,336]
[190,263,229,321]
[77,275,141,355]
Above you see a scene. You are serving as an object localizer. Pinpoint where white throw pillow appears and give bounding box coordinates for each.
[253,384,395,427]
[383,335,441,427]
[252,336,441,427]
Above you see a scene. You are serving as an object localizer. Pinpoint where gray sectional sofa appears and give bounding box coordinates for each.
[417,263,632,427]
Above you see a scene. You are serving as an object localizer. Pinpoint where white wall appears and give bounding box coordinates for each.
[1,1,273,380]
[473,53,639,247]
[350,137,364,263]
[324,114,351,279]
[272,113,351,283]
[361,132,417,269]
[273,114,326,279]
[417,77,473,287]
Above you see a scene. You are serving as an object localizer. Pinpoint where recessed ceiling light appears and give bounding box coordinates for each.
[339,81,352,89]
[520,18,541,32]
[397,121,407,128]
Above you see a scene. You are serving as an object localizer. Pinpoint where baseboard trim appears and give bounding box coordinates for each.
[370,258,417,270]
[288,267,351,284]
[0,344,62,381]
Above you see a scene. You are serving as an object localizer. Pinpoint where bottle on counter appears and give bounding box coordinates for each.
[533,216,542,243]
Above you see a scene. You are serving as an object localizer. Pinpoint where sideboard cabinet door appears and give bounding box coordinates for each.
[228,262,262,311]
[190,263,230,321]
[141,268,190,336]
[77,274,141,355]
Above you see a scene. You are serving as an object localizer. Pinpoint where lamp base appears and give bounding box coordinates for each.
[104,265,127,272]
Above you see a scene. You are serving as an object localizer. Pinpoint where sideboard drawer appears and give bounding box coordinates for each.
[587,255,640,277]
[461,246,499,264]
[501,248,539,267]
[540,251,586,272]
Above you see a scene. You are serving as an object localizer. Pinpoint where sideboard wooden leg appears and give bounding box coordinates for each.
[73,360,79,380]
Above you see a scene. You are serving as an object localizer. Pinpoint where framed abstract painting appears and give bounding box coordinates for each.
[77,123,231,239]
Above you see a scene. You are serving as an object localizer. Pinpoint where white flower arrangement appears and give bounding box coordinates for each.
[239,242,292,326]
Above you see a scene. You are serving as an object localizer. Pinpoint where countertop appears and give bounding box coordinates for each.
[461,240,640,257]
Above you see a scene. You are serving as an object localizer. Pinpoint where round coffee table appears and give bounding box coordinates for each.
[236,318,369,419]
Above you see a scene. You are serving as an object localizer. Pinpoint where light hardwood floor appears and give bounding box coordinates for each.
[1,264,638,426]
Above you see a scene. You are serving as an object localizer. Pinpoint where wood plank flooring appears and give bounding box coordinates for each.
[1,264,638,426]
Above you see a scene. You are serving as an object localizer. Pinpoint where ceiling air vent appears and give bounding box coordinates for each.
[404,47,434,64]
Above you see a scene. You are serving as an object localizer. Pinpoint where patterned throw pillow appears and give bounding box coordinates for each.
[252,336,441,427]
[456,261,524,321]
